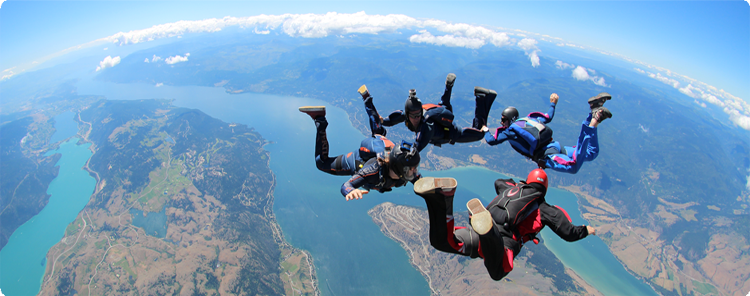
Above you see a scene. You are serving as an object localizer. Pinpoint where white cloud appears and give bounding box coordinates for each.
[144,58,150,63]
[517,38,540,67]
[555,60,574,70]
[572,66,608,86]
[634,68,646,74]
[409,30,486,49]
[695,100,707,108]
[95,55,120,71]
[151,55,162,62]
[648,72,680,88]
[572,66,590,81]
[156,83,163,87]
[638,124,649,133]
[165,54,189,64]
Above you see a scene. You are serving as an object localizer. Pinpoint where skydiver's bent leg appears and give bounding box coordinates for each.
[439,73,457,112]
[473,87,497,129]
[542,114,599,174]
[414,177,468,255]
[313,117,358,176]
[363,96,387,136]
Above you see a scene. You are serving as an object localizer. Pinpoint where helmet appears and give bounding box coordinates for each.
[404,89,422,113]
[501,106,519,125]
[526,168,548,189]
[388,141,421,181]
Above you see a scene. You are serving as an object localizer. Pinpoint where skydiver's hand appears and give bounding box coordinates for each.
[586,226,597,235]
[345,189,369,201]
[550,93,559,104]
[481,125,489,132]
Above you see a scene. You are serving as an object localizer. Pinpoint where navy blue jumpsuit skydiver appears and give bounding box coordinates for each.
[381,82,496,152]
[312,97,393,176]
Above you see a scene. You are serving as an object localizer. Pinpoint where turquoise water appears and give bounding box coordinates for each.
[75,79,656,295]
[49,111,79,144]
[0,138,95,296]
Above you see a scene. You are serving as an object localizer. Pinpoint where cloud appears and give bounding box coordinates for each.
[155,83,163,87]
[151,55,162,62]
[572,66,590,81]
[517,38,540,67]
[572,66,608,86]
[409,30,486,49]
[165,53,189,64]
[555,60,574,70]
[648,72,680,88]
[144,58,150,63]
[95,55,120,71]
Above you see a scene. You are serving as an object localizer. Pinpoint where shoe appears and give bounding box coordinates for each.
[299,106,326,120]
[588,92,611,110]
[467,198,493,235]
[593,107,612,123]
[474,86,491,96]
[414,177,457,196]
[358,85,370,100]
[446,73,456,88]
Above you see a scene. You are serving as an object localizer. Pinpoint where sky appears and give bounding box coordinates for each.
[1,0,748,103]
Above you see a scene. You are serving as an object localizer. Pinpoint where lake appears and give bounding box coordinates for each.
[0,138,95,296]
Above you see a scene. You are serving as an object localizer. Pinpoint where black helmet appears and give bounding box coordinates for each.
[388,141,420,181]
[404,89,422,113]
[501,106,519,125]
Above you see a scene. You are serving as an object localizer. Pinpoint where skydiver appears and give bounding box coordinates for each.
[484,92,613,174]
[369,73,497,152]
[299,104,393,176]
[299,104,421,200]
[413,169,596,281]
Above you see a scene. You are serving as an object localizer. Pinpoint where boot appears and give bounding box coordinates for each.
[358,85,370,100]
[414,177,457,216]
[467,198,492,235]
[588,92,611,110]
[299,106,326,120]
[445,73,456,89]
[593,107,612,123]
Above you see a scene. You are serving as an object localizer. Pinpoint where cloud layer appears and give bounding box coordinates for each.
[95,55,121,71]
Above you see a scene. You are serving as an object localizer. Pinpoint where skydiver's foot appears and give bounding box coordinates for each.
[358,85,370,100]
[467,198,493,235]
[592,107,612,123]
[414,177,457,196]
[299,106,326,120]
[588,92,611,110]
[446,73,456,89]
[474,86,492,96]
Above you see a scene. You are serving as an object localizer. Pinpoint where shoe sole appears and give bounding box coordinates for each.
[595,107,612,120]
[358,85,368,96]
[446,74,456,86]
[414,177,457,195]
[299,106,326,112]
[588,92,611,108]
[467,198,492,235]
[474,86,490,95]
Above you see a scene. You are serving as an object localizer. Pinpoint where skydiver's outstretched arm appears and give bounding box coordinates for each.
[539,202,590,242]
[414,122,434,152]
[341,162,380,198]
[382,110,407,127]
[539,93,558,124]
[484,127,512,146]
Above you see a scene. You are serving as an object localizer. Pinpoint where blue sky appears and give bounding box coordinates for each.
[1,0,748,102]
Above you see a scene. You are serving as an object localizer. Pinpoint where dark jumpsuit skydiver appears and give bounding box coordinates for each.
[299,92,394,176]
[341,143,421,200]
[412,169,596,280]
[376,74,497,152]
[484,92,613,174]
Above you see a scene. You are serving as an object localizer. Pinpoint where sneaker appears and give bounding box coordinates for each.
[358,85,370,100]
[593,107,612,123]
[467,198,493,235]
[414,177,457,196]
[446,73,457,88]
[299,106,326,120]
[588,92,611,110]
